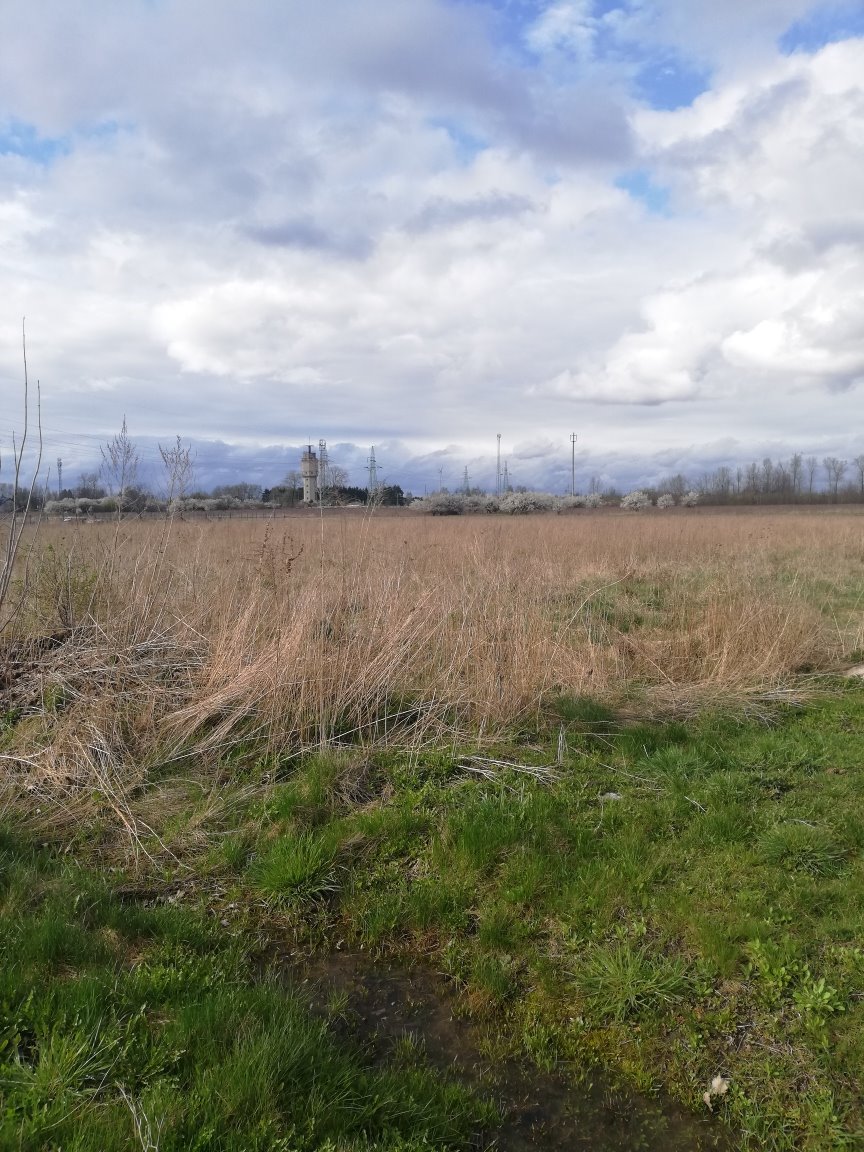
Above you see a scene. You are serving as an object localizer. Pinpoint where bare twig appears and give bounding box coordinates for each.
[1,320,44,633]
[457,755,561,784]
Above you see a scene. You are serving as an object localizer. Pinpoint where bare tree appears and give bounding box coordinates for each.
[712,466,732,502]
[76,471,104,499]
[823,456,847,501]
[774,461,790,498]
[805,455,818,497]
[659,473,688,501]
[788,453,803,496]
[282,469,301,506]
[853,455,864,498]
[159,435,195,509]
[100,416,140,515]
[1,322,44,632]
[761,457,775,496]
[329,464,349,490]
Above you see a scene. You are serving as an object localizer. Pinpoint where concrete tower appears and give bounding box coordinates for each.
[300,445,319,503]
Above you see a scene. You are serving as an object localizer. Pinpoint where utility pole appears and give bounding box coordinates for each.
[503,460,510,493]
[57,458,62,497]
[463,466,470,494]
[570,433,577,497]
[318,439,328,493]
[438,466,444,492]
[496,433,501,498]
[367,446,379,500]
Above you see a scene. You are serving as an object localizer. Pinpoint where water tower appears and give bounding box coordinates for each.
[300,444,319,503]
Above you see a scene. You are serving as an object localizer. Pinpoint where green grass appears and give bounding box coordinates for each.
[0,830,496,1151]
[233,683,864,1148]
[575,941,691,1021]
[6,683,864,1148]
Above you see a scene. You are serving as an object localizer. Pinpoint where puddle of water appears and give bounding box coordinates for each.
[288,952,733,1152]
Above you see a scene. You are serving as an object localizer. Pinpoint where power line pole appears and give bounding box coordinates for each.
[496,433,501,498]
[503,460,509,492]
[463,466,470,494]
[367,446,378,499]
[318,439,328,493]
[57,457,62,497]
[438,466,444,492]
[570,433,577,496]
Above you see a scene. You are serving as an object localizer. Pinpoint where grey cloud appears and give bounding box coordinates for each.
[512,438,558,460]
[246,218,373,259]
[406,191,536,233]
[806,218,864,254]
[824,371,864,394]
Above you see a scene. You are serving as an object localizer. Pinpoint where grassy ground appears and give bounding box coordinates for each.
[4,682,864,1148]
[2,509,864,1148]
[0,826,497,1151]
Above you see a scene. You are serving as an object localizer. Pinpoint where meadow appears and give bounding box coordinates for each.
[2,507,864,1149]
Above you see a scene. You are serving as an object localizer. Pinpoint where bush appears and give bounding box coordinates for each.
[682,490,701,507]
[417,493,466,516]
[499,491,555,515]
[44,499,76,516]
[558,495,587,510]
[656,494,675,509]
[585,493,603,508]
[621,490,652,511]
[416,493,497,515]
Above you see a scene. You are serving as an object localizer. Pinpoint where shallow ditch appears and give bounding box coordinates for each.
[289,951,732,1151]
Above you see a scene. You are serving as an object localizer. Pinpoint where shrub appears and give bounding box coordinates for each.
[682,490,701,507]
[656,494,675,509]
[417,493,466,515]
[44,499,76,516]
[584,492,603,508]
[416,493,497,515]
[499,491,555,515]
[558,495,587,510]
[621,490,652,511]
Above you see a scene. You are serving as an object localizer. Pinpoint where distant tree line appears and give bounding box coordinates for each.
[653,453,864,506]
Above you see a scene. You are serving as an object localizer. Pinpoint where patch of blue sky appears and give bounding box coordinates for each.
[78,118,130,142]
[633,55,711,110]
[0,120,69,165]
[780,1,864,53]
[428,117,489,163]
[455,0,546,63]
[615,168,671,215]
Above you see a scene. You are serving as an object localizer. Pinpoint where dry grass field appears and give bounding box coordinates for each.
[4,507,862,789]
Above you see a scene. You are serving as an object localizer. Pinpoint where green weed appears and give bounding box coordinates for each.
[759,822,849,877]
[251,831,340,903]
[575,941,690,1021]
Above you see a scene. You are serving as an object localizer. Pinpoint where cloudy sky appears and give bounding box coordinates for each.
[2,0,863,493]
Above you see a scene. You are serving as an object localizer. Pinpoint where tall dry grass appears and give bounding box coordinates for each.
[2,508,862,805]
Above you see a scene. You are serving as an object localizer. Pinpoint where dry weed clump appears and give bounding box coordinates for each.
[1,509,861,818]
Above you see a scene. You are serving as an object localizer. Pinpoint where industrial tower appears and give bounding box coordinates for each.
[300,445,319,503]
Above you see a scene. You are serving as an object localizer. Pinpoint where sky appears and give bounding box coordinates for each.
[1,0,863,494]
